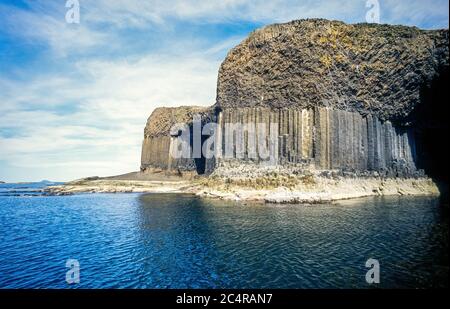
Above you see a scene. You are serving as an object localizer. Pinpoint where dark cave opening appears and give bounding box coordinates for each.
[411,67,449,188]
[194,134,208,175]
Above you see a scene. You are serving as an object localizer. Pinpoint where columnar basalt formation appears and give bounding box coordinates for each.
[141,106,213,174]
[211,107,417,176]
[141,19,449,180]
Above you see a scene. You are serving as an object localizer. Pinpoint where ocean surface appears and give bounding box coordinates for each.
[0,182,448,288]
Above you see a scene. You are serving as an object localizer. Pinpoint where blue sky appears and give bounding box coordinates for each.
[0,0,448,182]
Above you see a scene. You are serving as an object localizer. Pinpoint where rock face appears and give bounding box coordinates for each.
[141,106,213,173]
[217,19,448,122]
[141,19,449,180]
[213,107,418,177]
[143,106,211,138]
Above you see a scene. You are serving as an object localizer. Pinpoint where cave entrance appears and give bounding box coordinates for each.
[194,134,208,175]
[412,67,449,187]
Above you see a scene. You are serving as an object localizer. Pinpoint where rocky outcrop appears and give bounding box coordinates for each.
[217,19,448,122]
[141,106,213,173]
[141,19,449,181]
[143,106,211,138]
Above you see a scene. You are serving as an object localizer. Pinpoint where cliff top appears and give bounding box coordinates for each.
[216,19,449,121]
[144,106,211,138]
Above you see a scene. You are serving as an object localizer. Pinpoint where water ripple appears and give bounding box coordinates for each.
[0,193,447,288]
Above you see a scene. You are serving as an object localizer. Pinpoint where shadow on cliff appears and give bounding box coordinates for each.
[411,67,449,203]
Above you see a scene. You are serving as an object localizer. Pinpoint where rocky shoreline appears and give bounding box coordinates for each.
[44,179,193,196]
[44,171,440,204]
[196,176,439,203]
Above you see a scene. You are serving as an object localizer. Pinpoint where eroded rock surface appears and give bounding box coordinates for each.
[141,19,449,182]
[144,106,212,138]
[217,19,448,122]
[141,106,213,173]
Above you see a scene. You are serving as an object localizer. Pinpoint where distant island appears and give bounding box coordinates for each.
[47,19,449,203]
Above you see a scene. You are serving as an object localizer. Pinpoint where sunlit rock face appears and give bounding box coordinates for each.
[140,106,213,174]
[217,19,448,122]
[141,19,449,179]
[213,107,418,177]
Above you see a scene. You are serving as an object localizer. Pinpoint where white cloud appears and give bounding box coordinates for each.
[382,0,449,28]
[79,0,449,28]
[0,49,224,181]
[0,2,113,57]
[3,1,447,54]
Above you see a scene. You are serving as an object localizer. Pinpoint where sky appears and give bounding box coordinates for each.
[0,0,448,182]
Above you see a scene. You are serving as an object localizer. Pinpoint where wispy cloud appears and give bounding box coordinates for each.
[78,0,449,27]
[383,0,449,28]
[0,2,113,57]
[0,46,225,181]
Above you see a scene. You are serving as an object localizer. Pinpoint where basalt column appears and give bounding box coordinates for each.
[141,135,171,170]
[142,106,421,176]
[310,107,417,175]
[216,107,315,165]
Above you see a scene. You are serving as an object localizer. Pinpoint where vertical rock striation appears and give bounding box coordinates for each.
[141,106,213,174]
[214,107,417,176]
[140,19,448,179]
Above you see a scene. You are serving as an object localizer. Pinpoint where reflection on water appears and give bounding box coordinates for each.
[0,191,448,288]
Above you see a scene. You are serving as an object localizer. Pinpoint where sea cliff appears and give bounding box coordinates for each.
[49,19,449,202]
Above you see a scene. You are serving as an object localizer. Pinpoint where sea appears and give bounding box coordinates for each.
[0,182,448,288]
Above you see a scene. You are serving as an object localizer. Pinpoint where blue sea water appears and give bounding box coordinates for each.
[0,182,448,288]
